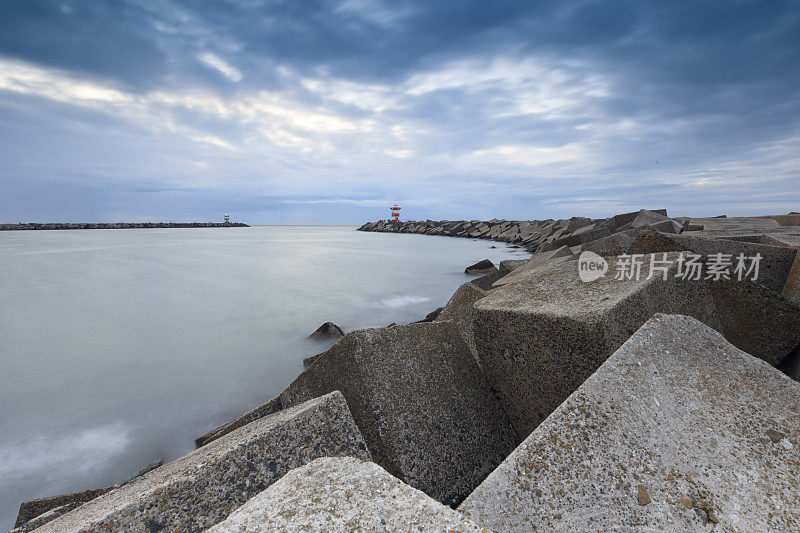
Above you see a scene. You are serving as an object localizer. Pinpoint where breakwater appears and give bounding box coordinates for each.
[0,222,249,231]
[357,210,678,254]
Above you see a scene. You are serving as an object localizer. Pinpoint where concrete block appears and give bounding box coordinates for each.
[784,250,800,307]
[565,216,593,233]
[280,322,517,506]
[465,259,496,274]
[552,225,611,248]
[631,209,672,228]
[208,457,489,532]
[581,227,684,257]
[13,487,118,532]
[498,259,529,276]
[34,391,370,533]
[460,314,800,532]
[473,253,721,436]
[435,282,486,361]
[611,209,668,229]
[490,247,574,289]
[761,233,800,249]
[470,268,503,290]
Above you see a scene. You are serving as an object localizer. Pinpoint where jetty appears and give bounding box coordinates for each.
[0,222,249,231]
[11,208,800,532]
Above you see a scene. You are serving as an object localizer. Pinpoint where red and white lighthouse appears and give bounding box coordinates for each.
[390,204,401,223]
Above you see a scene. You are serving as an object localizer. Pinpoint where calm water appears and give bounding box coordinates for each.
[0,225,523,528]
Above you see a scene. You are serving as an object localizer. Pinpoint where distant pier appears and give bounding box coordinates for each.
[0,222,249,231]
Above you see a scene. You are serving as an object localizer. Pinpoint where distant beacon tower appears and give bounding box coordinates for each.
[390,204,401,223]
[224,214,230,224]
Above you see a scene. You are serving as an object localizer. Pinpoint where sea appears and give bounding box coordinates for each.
[0,225,524,529]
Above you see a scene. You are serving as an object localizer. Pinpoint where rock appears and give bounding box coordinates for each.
[768,214,800,226]
[566,216,593,233]
[684,216,780,239]
[669,235,800,362]
[280,322,517,506]
[637,485,651,506]
[611,209,668,230]
[13,486,118,532]
[435,282,487,361]
[552,225,612,248]
[308,321,345,340]
[119,459,163,485]
[207,457,488,532]
[760,234,800,249]
[630,208,673,228]
[459,314,800,532]
[490,247,575,289]
[777,343,800,382]
[581,227,684,257]
[583,230,800,363]
[785,250,800,307]
[465,259,496,274]
[33,391,370,533]
[195,395,282,447]
[498,259,529,276]
[470,268,502,290]
[416,307,444,323]
[472,253,720,437]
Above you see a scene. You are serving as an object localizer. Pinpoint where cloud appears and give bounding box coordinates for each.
[197,52,242,82]
[0,1,797,223]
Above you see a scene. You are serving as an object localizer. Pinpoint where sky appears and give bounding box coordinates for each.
[0,0,798,223]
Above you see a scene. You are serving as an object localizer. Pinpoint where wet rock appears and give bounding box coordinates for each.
[33,391,370,533]
[195,395,282,447]
[120,459,163,485]
[465,259,496,274]
[280,322,517,506]
[308,321,345,340]
[459,314,800,532]
[470,268,503,290]
[207,457,488,532]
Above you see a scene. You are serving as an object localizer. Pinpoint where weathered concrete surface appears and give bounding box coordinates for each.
[280,322,517,506]
[582,230,800,363]
[195,395,282,447]
[668,235,800,362]
[34,391,369,533]
[13,486,118,531]
[490,247,574,289]
[470,269,503,290]
[498,258,529,276]
[465,259,496,274]
[208,457,490,532]
[435,282,486,360]
[460,314,800,533]
[581,227,684,257]
[473,253,721,437]
[761,233,800,249]
[777,344,800,382]
[682,216,782,239]
[785,250,800,307]
[308,321,345,340]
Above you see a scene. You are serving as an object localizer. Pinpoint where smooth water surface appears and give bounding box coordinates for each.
[0,225,524,528]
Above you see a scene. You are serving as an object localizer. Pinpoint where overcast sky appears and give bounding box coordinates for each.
[1,1,798,223]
